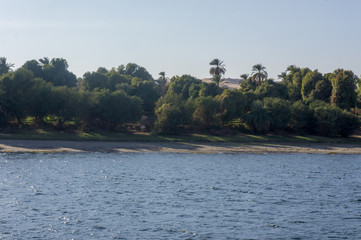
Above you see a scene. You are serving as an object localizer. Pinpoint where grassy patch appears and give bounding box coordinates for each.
[0,128,361,144]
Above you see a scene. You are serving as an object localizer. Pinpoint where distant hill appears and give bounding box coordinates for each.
[201,78,245,89]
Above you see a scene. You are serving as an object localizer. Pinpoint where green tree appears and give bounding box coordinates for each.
[301,70,323,101]
[255,79,288,100]
[107,71,131,91]
[199,82,218,97]
[97,67,108,74]
[94,89,142,130]
[330,69,357,110]
[48,86,79,128]
[263,97,291,130]
[240,78,257,94]
[290,101,315,133]
[243,100,271,133]
[192,96,220,129]
[309,99,360,137]
[73,90,98,130]
[282,66,311,101]
[0,68,35,125]
[82,71,109,90]
[38,57,50,66]
[251,64,268,84]
[357,77,361,110]
[22,60,43,78]
[156,72,168,95]
[218,89,247,123]
[42,58,77,87]
[154,93,191,133]
[209,59,226,87]
[309,79,332,103]
[124,63,153,81]
[240,74,249,81]
[0,57,14,76]
[27,78,54,125]
[130,78,160,115]
[167,75,202,99]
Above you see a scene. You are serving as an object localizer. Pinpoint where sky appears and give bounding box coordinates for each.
[1,0,361,80]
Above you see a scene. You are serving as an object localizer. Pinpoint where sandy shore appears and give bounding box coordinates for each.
[0,139,360,154]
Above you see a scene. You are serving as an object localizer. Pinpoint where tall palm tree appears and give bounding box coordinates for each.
[159,72,166,80]
[0,57,14,75]
[209,59,226,87]
[157,72,168,95]
[251,64,268,83]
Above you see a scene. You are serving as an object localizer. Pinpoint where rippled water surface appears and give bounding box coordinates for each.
[1,153,361,239]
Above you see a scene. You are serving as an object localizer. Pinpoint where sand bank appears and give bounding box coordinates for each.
[0,139,360,154]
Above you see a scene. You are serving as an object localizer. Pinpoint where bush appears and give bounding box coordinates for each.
[263,97,291,130]
[243,100,270,133]
[290,100,315,133]
[192,96,220,129]
[310,101,360,136]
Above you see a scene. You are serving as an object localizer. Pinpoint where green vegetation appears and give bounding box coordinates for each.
[0,57,360,141]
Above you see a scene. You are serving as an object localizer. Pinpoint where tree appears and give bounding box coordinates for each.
[255,79,288,100]
[330,69,357,110]
[357,77,361,110]
[27,78,54,125]
[156,72,168,95]
[301,70,323,101]
[309,79,332,103]
[130,78,160,115]
[251,64,268,84]
[154,93,191,133]
[167,75,202,99]
[0,68,35,125]
[218,89,247,123]
[199,82,218,97]
[290,100,315,133]
[93,89,142,130]
[82,71,109,90]
[0,57,14,76]
[38,57,50,66]
[243,100,271,133]
[240,74,249,81]
[22,60,43,78]
[192,96,220,129]
[47,86,79,128]
[309,101,359,136]
[42,58,77,87]
[124,63,153,81]
[240,78,257,93]
[277,71,287,81]
[107,71,131,91]
[282,66,311,102]
[209,59,226,87]
[263,97,291,130]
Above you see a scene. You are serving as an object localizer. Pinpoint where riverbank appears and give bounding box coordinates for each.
[1,139,361,154]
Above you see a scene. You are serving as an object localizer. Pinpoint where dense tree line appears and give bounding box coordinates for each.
[0,57,360,137]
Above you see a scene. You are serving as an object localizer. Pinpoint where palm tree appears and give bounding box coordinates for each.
[209,58,226,87]
[251,64,268,83]
[159,72,166,80]
[38,57,50,67]
[277,71,287,81]
[240,74,249,81]
[0,57,14,75]
[157,72,168,95]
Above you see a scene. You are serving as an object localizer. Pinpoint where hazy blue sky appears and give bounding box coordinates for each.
[1,0,361,79]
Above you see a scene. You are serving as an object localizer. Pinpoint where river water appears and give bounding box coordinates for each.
[0,153,361,239]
